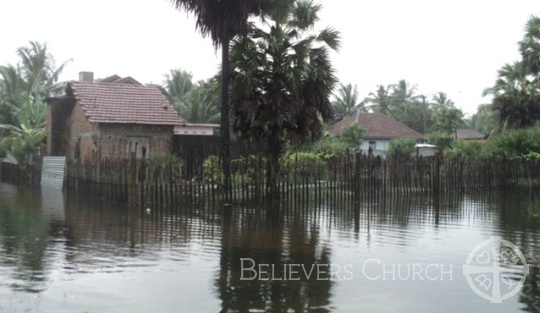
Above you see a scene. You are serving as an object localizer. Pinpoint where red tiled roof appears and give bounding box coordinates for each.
[455,129,486,140]
[67,78,184,125]
[328,112,424,139]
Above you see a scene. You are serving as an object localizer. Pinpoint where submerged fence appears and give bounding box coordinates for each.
[58,154,540,207]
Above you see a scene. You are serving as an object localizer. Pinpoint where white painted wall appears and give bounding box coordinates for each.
[174,124,216,136]
[359,139,391,156]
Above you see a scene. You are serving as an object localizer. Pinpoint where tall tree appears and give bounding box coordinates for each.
[431,91,454,108]
[471,103,498,136]
[487,15,540,128]
[176,78,221,123]
[160,69,194,106]
[332,83,364,120]
[16,41,70,101]
[364,85,393,116]
[171,0,275,196]
[389,79,417,114]
[432,105,465,134]
[229,0,339,192]
[0,41,68,168]
[519,14,540,77]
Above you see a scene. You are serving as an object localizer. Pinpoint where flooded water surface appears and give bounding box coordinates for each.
[0,182,539,312]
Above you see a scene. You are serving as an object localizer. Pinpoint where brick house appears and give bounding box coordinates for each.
[328,111,424,157]
[46,72,184,161]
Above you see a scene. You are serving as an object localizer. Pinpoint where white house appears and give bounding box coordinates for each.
[328,111,424,157]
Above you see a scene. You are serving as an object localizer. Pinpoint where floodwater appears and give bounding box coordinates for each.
[0,182,538,313]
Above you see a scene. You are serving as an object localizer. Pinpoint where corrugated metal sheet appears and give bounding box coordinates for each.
[41,156,66,188]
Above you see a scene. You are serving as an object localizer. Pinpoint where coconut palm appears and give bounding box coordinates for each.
[160,69,194,106]
[176,79,221,123]
[364,85,393,116]
[16,41,71,100]
[229,0,339,192]
[0,41,68,170]
[171,0,275,194]
[332,83,365,120]
[431,91,455,108]
[389,79,417,114]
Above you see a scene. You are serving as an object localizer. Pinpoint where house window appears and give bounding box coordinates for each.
[369,141,376,151]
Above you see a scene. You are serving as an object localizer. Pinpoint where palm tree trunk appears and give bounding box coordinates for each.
[266,134,282,200]
[220,32,232,200]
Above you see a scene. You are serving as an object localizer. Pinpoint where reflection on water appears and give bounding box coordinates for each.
[0,182,538,312]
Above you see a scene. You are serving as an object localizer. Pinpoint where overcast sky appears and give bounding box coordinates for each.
[1,0,538,115]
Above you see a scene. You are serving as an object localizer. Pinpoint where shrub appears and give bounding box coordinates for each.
[387,138,415,159]
[426,131,454,150]
[445,140,486,160]
[203,155,220,182]
[339,124,365,151]
[491,126,540,158]
[280,152,328,176]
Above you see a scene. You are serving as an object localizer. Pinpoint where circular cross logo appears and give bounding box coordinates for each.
[463,236,529,303]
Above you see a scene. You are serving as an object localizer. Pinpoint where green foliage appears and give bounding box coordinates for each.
[302,134,349,156]
[230,155,265,185]
[332,83,365,120]
[445,140,486,160]
[471,104,498,135]
[339,124,365,150]
[177,78,220,123]
[146,154,184,169]
[0,41,68,167]
[487,15,540,128]
[442,126,540,160]
[203,155,220,182]
[387,138,415,159]
[0,98,47,166]
[432,105,465,133]
[427,131,454,150]
[363,81,465,135]
[491,126,540,158]
[280,152,328,176]
[230,0,339,158]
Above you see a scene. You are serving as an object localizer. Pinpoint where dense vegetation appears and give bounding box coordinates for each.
[2,6,540,186]
[0,41,69,170]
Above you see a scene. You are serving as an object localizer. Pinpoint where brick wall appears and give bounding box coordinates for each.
[99,124,174,160]
[68,102,98,161]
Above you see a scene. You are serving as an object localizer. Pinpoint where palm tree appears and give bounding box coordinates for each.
[389,79,417,114]
[471,103,498,136]
[160,69,194,106]
[364,85,393,116]
[171,0,275,195]
[519,15,540,77]
[16,41,71,101]
[431,91,455,108]
[485,61,540,128]
[229,0,339,193]
[332,83,365,120]
[0,65,27,125]
[0,41,68,170]
[176,79,221,123]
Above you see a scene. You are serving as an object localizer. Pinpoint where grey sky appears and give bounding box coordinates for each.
[1,0,538,115]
